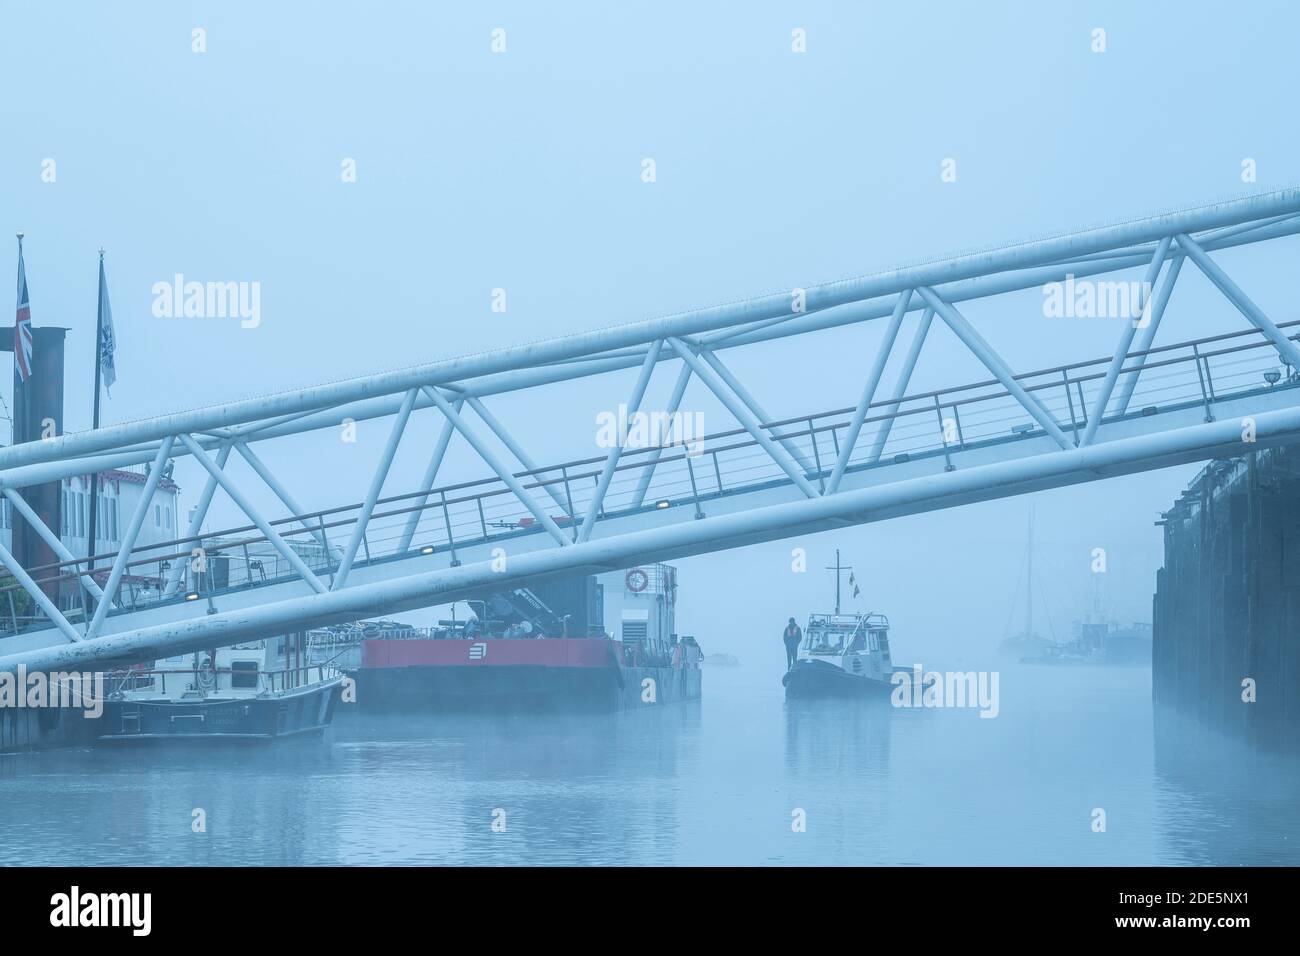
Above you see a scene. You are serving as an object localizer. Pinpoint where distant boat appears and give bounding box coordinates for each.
[998,507,1056,661]
[702,652,740,667]
[97,640,344,743]
[1021,620,1151,667]
[1020,565,1152,667]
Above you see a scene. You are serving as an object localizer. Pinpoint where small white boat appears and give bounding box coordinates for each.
[782,611,897,697]
[782,550,908,698]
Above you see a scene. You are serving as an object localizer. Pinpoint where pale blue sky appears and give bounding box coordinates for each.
[3,1,1298,662]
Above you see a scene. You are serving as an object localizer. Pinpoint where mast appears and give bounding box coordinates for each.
[835,549,841,615]
[12,233,22,447]
[1025,508,1033,636]
[825,549,853,615]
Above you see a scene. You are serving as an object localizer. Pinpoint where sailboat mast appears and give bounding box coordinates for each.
[1026,509,1033,636]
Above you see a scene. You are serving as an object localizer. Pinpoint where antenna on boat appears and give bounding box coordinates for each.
[825,549,854,615]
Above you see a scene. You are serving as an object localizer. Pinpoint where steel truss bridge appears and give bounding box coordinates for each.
[5,189,1300,673]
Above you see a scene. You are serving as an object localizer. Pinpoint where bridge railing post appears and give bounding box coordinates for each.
[1192,343,1215,423]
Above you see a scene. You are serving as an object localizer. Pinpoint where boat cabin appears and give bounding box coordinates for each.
[800,612,893,680]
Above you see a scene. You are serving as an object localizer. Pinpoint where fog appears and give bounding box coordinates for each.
[3,1,1297,866]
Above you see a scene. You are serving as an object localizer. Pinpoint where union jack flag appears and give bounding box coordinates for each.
[14,246,32,382]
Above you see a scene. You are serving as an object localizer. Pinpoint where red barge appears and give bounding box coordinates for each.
[349,566,702,712]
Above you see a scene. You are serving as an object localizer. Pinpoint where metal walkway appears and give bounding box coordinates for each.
[5,188,1300,671]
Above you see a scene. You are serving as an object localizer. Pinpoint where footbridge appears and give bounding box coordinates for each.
[5,188,1300,672]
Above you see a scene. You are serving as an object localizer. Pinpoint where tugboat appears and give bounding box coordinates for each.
[783,550,905,698]
[97,638,345,743]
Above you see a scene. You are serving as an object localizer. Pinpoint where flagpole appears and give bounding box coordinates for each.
[12,233,22,446]
[85,250,105,585]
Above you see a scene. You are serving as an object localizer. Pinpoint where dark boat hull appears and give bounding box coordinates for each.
[355,638,701,712]
[97,680,343,744]
[783,660,893,699]
[355,662,700,712]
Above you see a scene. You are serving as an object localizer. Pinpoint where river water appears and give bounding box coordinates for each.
[0,663,1295,865]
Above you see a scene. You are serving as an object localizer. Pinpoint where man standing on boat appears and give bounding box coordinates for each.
[783,617,803,670]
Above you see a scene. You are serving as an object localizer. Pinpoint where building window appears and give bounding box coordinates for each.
[77,493,85,537]
[110,499,119,541]
[155,504,160,527]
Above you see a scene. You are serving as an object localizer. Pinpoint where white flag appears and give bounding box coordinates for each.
[98,256,116,391]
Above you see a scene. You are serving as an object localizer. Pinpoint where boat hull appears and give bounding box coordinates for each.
[783,659,893,699]
[354,637,701,712]
[96,679,343,744]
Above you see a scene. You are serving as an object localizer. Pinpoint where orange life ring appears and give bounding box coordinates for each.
[625,568,649,592]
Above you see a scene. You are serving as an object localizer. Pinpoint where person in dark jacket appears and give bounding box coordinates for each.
[783,617,803,670]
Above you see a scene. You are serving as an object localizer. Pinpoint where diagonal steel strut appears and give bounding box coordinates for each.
[667,337,819,498]
[177,434,328,596]
[1080,237,1173,446]
[917,287,1072,450]
[423,387,570,546]
[828,290,913,492]
[1175,232,1300,371]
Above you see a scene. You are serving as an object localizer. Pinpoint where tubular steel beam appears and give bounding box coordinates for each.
[866,308,935,465]
[917,287,1072,450]
[699,349,815,474]
[163,441,233,597]
[3,190,1297,476]
[177,434,328,595]
[12,401,1300,674]
[1114,255,1184,417]
[333,388,419,589]
[86,436,176,639]
[397,399,463,554]
[630,362,693,510]
[0,539,84,644]
[667,337,820,498]
[464,396,573,517]
[1080,237,1173,446]
[828,290,913,492]
[423,387,570,546]
[579,340,664,542]
[1175,232,1300,371]
[234,442,331,552]
[1,488,108,605]
[2,205,1299,497]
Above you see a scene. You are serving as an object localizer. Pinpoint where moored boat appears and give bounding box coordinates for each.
[352,566,703,712]
[97,641,345,743]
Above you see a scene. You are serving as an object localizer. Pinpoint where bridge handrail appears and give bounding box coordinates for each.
[1,320,1294,630]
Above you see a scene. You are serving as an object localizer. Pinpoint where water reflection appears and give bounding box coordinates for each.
[0,666,1295,864]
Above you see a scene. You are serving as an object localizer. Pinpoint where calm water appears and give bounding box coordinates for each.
[0,663,1296,865]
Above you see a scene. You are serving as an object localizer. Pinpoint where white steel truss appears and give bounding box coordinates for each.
[3,188,1300,669]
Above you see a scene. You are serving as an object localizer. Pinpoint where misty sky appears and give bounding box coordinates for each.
[4,1,1299,667]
